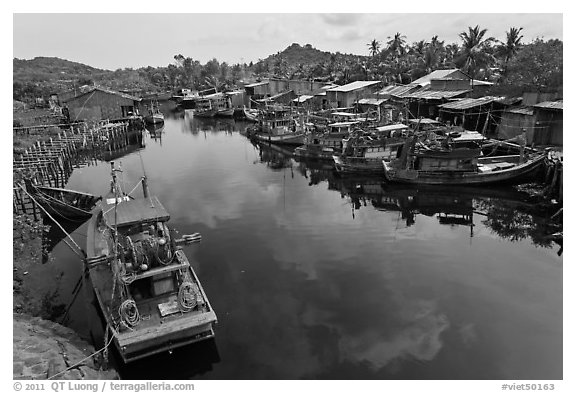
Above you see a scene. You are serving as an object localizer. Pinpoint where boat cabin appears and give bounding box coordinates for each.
[374,123,410,138]
[409,148,481,172]
[326,121,360,135]
[103,196,170,229]
[259,107,297,134]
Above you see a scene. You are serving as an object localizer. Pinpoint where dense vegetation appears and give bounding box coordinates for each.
[13,25,563,103]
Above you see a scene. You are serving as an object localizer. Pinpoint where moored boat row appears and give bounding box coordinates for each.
[241,106,547,187]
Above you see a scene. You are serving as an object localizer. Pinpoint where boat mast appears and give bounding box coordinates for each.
[110,162,119,243]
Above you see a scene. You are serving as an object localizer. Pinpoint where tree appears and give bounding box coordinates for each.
[504,38,562,91]
[386,32,407,58]
[458,25,496,79]
[495,27,524,78]
[367,39,381,57]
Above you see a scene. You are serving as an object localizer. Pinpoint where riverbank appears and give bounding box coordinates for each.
[13,215,117,380]
[13,313,118,380]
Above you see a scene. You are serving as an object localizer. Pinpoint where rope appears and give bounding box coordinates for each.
[47,325,115,380]
[30,189,90,223]
[119,299,140,328]
[126,178,143,197]
[18,184,86,259]
[178,282,200,312]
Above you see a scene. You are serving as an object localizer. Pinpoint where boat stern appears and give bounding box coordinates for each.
[115,310,218,363]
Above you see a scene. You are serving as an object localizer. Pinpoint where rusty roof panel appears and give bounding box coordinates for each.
[504,107,534,115]
[404,88,470,100]
[533,100,563,110]
[327,81,381,93]
[439,96,503,110]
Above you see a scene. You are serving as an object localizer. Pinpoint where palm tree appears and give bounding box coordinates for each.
[367,39,381,57]
[387,32,407,58]
[496,27,524,77]
[458,25,496,78]
[411,40,427,56]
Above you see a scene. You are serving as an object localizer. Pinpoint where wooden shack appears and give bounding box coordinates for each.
[63,87,142,122]
[438,96,504,133]
[325,81,382,108]
[496,107,536,143]
[533,101,563,146]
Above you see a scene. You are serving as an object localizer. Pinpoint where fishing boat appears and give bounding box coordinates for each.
[194,96,218,118]
[192,93,234,118]
[382,135,546,185]
[251,106,306,146]
[332,130,407,175]
[216,95,234,117]
[144,101,164,125]
[242,107,259,122]
[86,163,217,363]
[24,180,102,220]
[294,121,357,160]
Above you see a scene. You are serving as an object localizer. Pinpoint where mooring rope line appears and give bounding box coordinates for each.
[47,325,115,380]
[18,184,86,259]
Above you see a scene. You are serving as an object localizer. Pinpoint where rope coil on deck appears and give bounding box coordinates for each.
[178,282,202,312]
[119,299,140,328]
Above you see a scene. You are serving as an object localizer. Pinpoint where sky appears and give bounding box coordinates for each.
[12,11,563,71]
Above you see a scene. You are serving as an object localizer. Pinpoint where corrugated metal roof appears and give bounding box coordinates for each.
[439,96,503,110]
[329,121,360,127]
[471,79,494,86]
[377,84,421,98]
[357,98,387,105]
[293,95,314,103]
[225,90,245,96]
[499,97,523,106]
[408,118,440,124]
[411,69,462,86]
[245,81,269,88]
[327,81,381,93]
[504,106,534,116]
[404,88,470,100]
[63,87,142,103]
[533,100,563,110]
[376,124,409,132]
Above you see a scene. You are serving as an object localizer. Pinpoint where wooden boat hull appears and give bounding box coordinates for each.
[382,154,546,185]
[253,132,305,146]
[144,115,164,125]
[86,203,217,363]
[333,155,386,175]
[242,108,258,122]
[294,145,336,160]
[216,108,235,117]
[195,109,218,118]
[26,184,101,220]
[178,98,196,110]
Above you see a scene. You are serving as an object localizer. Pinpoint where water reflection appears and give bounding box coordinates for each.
[254,142,562,251]
[146,123,164,145]
[255,141,295,171]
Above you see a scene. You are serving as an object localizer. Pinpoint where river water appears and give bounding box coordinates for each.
[36,103,562,380]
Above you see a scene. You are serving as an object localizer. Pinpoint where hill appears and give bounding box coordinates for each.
[251,43,365,80]
[13,57,111,83]
[13,57,162,101]
[265,43,334,65]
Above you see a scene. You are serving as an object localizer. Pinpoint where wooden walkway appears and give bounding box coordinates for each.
[13,121,144,220]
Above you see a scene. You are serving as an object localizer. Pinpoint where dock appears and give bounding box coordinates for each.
[13,121,144,220]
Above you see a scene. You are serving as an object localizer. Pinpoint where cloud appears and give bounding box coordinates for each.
[320,13,364,26]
